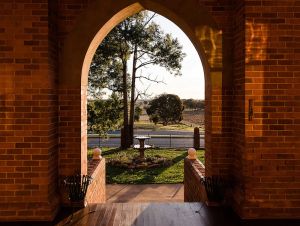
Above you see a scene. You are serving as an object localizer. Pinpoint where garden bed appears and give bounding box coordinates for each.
[108,154,172,169]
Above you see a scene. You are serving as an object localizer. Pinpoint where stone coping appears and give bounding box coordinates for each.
[187,158,205,178]
[87,158,104,177]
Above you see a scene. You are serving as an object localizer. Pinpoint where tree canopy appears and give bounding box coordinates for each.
[87,94,122,137]
[146,94,184,125]
[88,11,186,148]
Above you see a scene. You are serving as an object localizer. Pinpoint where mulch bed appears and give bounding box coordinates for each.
[108,156,173,169]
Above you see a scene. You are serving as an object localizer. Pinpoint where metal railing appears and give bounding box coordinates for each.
[88,133,205,149]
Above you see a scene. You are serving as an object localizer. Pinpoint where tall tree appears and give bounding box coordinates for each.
[89,11,186,149]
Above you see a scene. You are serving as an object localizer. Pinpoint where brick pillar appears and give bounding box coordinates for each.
[58,86,83,177]
[231,0,247,217]
[201,28,234,179]
[0,1,60,221]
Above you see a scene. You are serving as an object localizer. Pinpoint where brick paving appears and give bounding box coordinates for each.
[106,184,184,203]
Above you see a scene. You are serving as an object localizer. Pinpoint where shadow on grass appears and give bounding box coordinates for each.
[135,151,187,184]
[171,152,188,164]
[146,152,186,182]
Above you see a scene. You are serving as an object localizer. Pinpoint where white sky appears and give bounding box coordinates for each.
[135,12,205,100]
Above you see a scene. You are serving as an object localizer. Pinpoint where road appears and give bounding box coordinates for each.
[88,129,205,149]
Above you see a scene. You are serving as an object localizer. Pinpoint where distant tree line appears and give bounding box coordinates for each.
[88,96,204,135]
[182,99,205,110]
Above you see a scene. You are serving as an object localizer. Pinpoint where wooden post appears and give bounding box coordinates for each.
[193,127,200,149]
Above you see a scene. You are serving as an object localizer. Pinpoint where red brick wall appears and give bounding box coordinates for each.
[241,0,300,219]
[0,1,59,221]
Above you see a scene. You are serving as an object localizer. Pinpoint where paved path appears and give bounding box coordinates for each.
[106,184,184,203]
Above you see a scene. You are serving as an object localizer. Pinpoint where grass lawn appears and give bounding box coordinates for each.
[88,148,204,184]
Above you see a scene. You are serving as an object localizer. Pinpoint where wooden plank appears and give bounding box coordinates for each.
[132,203,147,226]
[75,209,91,226]
[86,204,103,226]
[131,203,141,226]
[100,204,114,226]
[156,202,175,226]
[139,203,153,226]
[107,204,117,226]
[94,204,109,226]
[188,202,210,226]
[111,203,121,226]
[124,202,138,226]
[66,202,226,226]
[119,203,132,226]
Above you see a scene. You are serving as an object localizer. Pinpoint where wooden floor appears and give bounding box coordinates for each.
[5,202,299,226]
[56,202,240,226]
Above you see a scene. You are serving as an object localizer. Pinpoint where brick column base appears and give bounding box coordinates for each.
[184,158,206,202]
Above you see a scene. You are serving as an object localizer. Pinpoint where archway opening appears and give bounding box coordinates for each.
[80,2,214,175]
[86,10,206,197]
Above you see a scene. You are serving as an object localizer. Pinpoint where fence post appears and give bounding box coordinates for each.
[169,134,172,148]
[193,127,200,149]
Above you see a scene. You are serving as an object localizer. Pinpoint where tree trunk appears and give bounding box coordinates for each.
[121,59,130,149]
[129,45,138,146]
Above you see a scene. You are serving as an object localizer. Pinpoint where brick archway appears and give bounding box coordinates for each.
[1,0,298,222]
[59,0,231,183]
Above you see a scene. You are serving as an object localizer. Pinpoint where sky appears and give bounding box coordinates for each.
[135,11,205,100]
